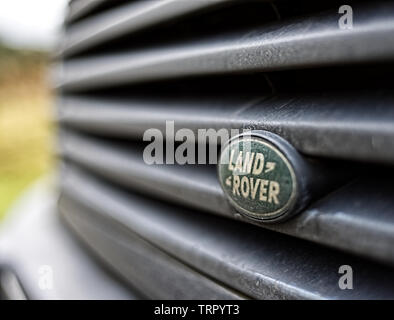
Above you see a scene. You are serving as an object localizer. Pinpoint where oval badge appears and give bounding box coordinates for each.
[218,131,298,222]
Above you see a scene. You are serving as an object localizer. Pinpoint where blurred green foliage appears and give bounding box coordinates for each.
[0,41,53,220]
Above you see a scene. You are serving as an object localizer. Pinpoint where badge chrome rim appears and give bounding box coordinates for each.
[218,135,298,222]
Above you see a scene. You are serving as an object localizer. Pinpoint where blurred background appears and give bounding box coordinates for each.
[0,0,67,219]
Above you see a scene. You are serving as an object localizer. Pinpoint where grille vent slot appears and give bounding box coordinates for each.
[57,0,394,299]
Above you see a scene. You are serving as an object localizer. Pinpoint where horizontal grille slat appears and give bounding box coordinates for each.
[58,94,394,164]
[63,0,232,56]
[60,164,394,299]
[60,197,244,299]
[57,0,394,299]
[57,3,394,91]
[59,131,394,266]
[67,0,107,23]
[59,130,228,216]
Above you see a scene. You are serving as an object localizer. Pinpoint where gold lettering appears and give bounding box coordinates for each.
[250,178,260,200]
[268,181,280,204]
[235,151,243,173]
[259,179,269,201]
[241,176,250,198]
[252,153,265,175]
[242,152,255,174]
[233,175,240,196]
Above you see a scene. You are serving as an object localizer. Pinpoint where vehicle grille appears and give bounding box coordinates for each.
[56,0,394,299]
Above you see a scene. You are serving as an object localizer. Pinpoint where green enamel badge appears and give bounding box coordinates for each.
[218,132,297,222]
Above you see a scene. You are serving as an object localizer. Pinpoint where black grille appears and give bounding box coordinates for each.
[57,0,394,299]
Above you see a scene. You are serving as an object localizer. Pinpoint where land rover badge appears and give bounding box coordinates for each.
[218,131,302,223]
